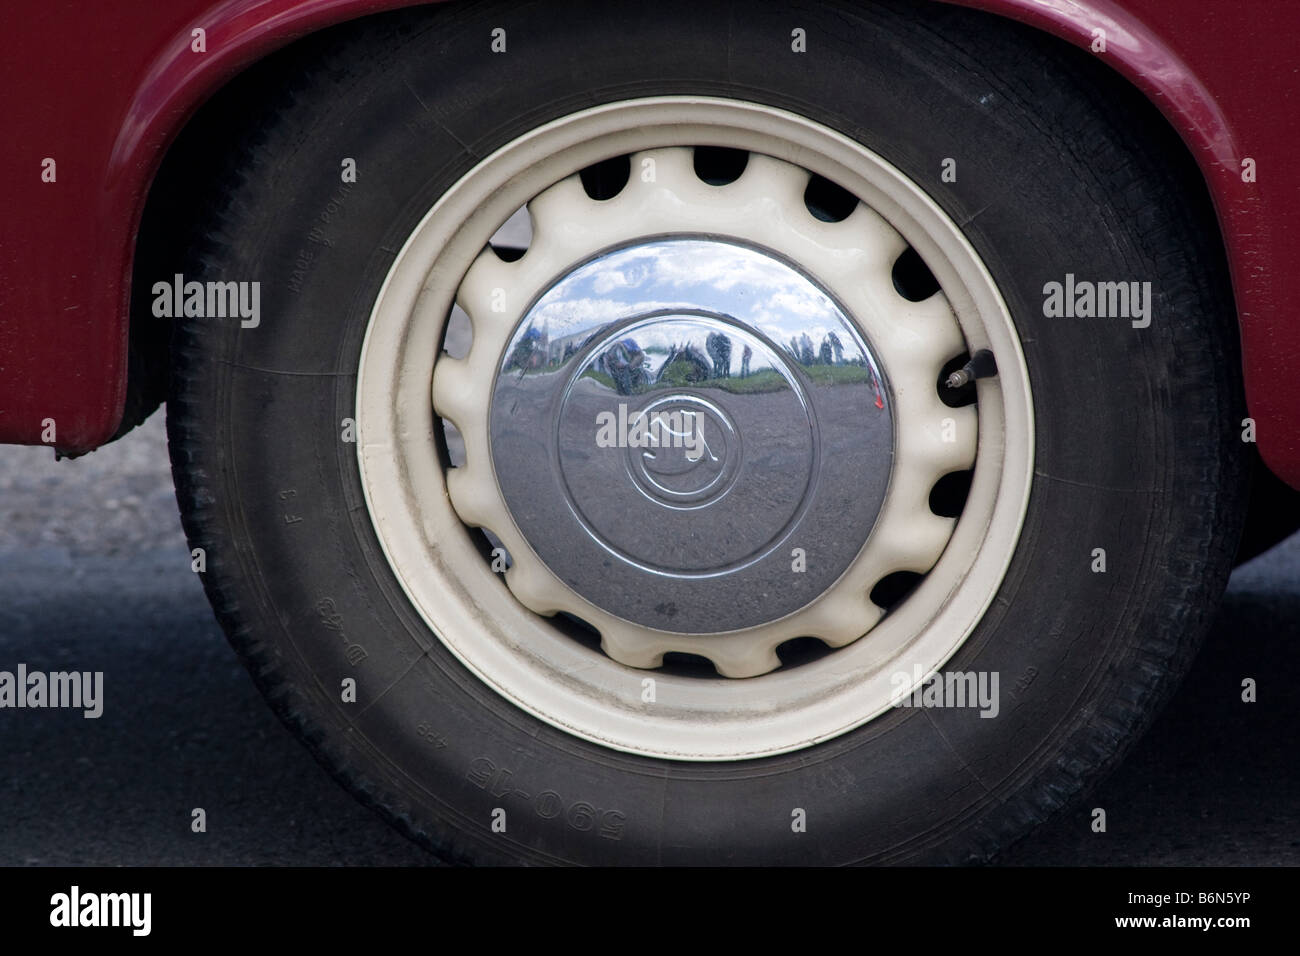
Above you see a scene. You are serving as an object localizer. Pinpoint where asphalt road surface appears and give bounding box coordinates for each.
[1,413,1296,865]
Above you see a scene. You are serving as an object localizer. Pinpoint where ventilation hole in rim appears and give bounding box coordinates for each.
[442,304,472,360]
[457,526,497,567]
[480,527,511,571]
[693,145,749,185]
[438,417,467,469]
[433,417,457,472]
[892,246,942,301]
[659,651,724,680]
[929,470,974,519]
[488,205,532,261]
[775,636,837,670]
[579,154,631,200]
[870,570,924,612]
[550,612,604,653]
[804,174,859,222]
[938,352,977,408]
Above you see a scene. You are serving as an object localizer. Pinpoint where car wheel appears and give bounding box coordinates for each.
[167,0,1246,864]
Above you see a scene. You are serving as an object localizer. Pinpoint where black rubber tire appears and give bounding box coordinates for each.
[167,0,1247,865]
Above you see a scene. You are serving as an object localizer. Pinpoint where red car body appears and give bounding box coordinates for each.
[2,0,1297,484]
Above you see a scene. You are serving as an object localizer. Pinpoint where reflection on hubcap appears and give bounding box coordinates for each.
[489,238,893,633]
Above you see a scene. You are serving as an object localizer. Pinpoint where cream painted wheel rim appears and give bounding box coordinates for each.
[355,97,1033,760]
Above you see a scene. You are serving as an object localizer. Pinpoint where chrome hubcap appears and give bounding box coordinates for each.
[488,238,892,633]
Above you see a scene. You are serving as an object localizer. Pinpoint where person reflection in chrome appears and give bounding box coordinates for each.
[706,331,732,378]
[601,337,649,395]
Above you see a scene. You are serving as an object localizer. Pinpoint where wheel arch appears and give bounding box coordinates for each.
[119,0,1253,459]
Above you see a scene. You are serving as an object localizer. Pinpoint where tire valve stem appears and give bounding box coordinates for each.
[945,349,998,389]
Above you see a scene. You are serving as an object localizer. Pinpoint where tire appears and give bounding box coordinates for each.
[167,0,1246,864]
